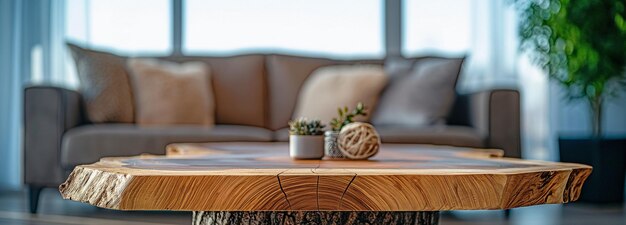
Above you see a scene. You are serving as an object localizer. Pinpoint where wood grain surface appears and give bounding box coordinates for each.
[59,143,591,211]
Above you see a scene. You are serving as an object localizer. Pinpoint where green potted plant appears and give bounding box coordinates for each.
[326,103,368,158]
[288,118,326,159]
[516,0,626,202]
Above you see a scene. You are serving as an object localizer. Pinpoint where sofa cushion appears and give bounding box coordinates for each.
[265,55,381,130]
[61,124,273,168]
[67,43,134,123]
[372,57,465,127]
[375,125,485,147]
[127,58,215,126]
[273,128,290,142]
[160,55,266,127]
[292,64,388,123]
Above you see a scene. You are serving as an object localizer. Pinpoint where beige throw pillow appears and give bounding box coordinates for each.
[292,64,388,123]
[127,59,215,126]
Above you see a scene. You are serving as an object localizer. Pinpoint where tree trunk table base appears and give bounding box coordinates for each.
[192,211,439,225]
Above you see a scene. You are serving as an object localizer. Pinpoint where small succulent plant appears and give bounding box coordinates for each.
[288,118,325,135]
[330,102,368,132]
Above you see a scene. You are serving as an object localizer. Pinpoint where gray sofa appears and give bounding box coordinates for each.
[23,54,520,213]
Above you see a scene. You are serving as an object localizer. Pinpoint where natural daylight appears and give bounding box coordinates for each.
[0,0,625,225]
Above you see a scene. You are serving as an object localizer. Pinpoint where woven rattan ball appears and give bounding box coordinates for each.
[338,122,380,159]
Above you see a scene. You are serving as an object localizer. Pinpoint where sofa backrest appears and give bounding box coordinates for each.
[160,55,267,128]
[68,42,468,129]
[160,54,381,130]
[156,54,473,130]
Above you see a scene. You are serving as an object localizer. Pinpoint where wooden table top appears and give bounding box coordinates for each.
[59,143,591,212]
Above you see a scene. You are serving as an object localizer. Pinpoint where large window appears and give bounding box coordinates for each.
[184,0,384,58]
[402,0,472,56]
[65,0,171,54]
[66,0,383,57]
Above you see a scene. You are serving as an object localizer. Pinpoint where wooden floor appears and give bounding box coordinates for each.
[0,189,623,225]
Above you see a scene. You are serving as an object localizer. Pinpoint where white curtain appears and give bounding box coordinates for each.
[0,0,67,190]
[402,0,520,92]
[403,0,552,160]
[0,0,23,191]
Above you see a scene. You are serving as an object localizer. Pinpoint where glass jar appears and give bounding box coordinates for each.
[324,131,345,158]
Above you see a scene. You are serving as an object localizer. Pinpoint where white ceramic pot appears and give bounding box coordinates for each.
[289,135,324,159]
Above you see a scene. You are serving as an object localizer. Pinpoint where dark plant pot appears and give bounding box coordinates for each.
[559,137,626,203]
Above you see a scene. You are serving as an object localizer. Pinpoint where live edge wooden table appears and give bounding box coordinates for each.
[59,143,591,225]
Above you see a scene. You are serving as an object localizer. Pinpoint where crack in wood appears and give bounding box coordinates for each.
[313,163,321,211]
[276,170,292,210]
[338,174,357,209]
[316,176,320,211]
[311,162,321,174]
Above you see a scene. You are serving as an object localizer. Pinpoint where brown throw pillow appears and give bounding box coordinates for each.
[292,64,388,123]
[67,43,134,123]
[372,57,465,127]
[127,58,215,126]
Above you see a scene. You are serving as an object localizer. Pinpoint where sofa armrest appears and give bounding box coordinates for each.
[24,85,83,186]
[460,89,521,158]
